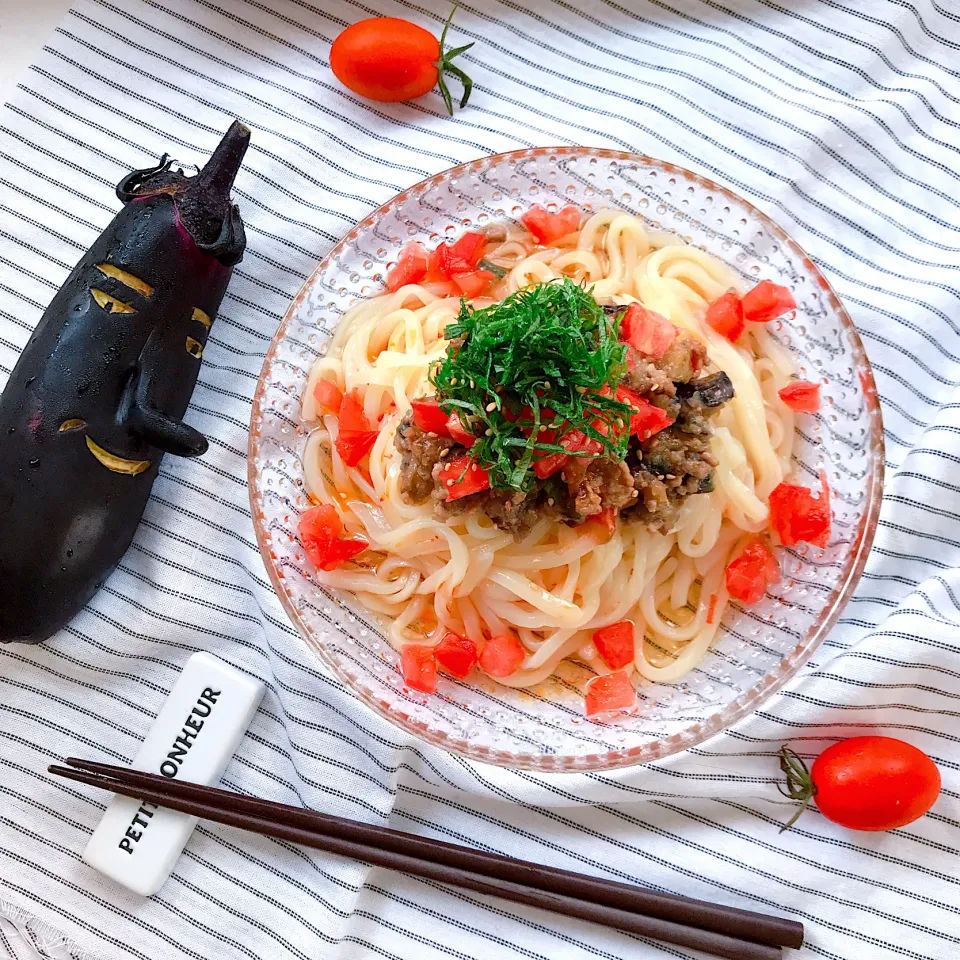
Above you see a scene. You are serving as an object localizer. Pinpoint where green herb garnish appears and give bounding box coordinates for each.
[431,278,631,491]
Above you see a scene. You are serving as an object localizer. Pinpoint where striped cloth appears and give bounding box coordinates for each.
[0,1,958,958]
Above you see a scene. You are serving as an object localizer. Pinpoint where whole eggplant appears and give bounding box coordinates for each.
[0,122,250,644]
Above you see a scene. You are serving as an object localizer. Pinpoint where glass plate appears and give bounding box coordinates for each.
[248,147,884,772]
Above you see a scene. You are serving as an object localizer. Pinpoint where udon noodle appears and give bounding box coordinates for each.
[301,211,797,687]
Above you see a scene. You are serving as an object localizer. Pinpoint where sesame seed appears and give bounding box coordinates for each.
[440,448,450,457]
[665,473,676,480]
[470,380,476,389]
[547,497,555,506]
[631,490,639,498]
[485,401,497,412]
[544,380,551,389]
[445,479,454,486]
[504,501,512,509]
[485,428,493,437]
[450,377,458,386]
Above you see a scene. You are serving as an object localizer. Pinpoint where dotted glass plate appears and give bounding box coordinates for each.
[248,147,884,772]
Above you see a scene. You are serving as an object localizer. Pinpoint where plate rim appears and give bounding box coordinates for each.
[247,145,886,771]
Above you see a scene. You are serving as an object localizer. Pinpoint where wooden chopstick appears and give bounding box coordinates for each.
[51,759,798,960]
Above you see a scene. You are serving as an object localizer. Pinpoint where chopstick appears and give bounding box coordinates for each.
[51,758,801,960]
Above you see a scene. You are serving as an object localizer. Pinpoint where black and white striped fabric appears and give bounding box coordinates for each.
[1,2,958,958]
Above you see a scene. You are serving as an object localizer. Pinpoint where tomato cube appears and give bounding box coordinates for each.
[401,644,437,693]
[306,537,368,571]
[336,389,379,466]
[446,412,476,448]
[779,380,821,413]
[449,231,486,268]
[616,386,673,440]
[592,620,635,670]
[705,291,745,342]
[386,242,429,292]
[434,631,479,679]
[479,632,527,678]
[741,280,796,323]
[299,504,368,572]
[619,303,677,359]
[588,507,618,538]
[769,471,832,548]
[411,397,451,435]
[585,671,637,717]
[725,537,781,605]
[521,204,581,245]
[437,455,491,500]
[313,378,343,414]
[338,389,371,433]
[451,269,495,298]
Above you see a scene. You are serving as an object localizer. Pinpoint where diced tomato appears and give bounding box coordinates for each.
[434,631,478,679]
[411,397,451,435]
[741,280,796,323]
[437,455,491,500]
[451,269,494,298]
[336,389,378,466]
[705,291,745,342]
[585,671,637,718]
[421,280,459,298]
[615,386,673,440]
[422,249,448,283]
[479,632,527,678]
[725,537,781,605]
[313,378,343,414]
[563,428,604,457]
[769,471,832,548]
[306,537,368,571]
[434,231,486,277]
[299,503,368,572]
[401,644,437,693]
[449,231,486,269]
[335,431,377,466]
[619,303,677,359]
[533,449,568,479]
[338,389,370,434]
[589,507,618,538]
[592,620,635,670]
[300,503,343,544]
[779,380,821,413]
[386,241,429,292]
[520,204,581,245]
[446,412,476,448]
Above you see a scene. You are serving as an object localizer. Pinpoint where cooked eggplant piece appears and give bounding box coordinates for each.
[0,122,250,644]
[673,371,735,407]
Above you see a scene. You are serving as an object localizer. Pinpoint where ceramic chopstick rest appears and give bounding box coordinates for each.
[82,651,264,895]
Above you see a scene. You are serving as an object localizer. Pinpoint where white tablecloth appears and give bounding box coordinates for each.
[0,2,958,959]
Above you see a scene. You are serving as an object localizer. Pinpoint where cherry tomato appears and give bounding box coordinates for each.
[779,738,941,832]
[330,8,473,114]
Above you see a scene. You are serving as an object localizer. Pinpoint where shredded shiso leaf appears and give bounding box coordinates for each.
[430,278,631,491]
